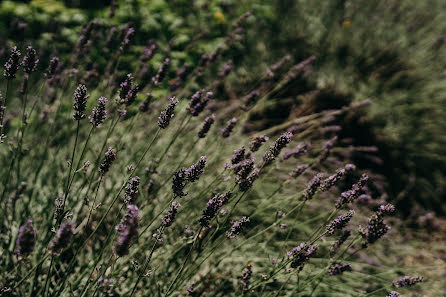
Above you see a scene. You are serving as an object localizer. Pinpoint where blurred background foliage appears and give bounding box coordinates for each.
[0,0,445,215]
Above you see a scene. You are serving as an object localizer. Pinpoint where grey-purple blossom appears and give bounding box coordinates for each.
[328,263,352,275]
[326,210,355,235]
[162,201,181,227]
[113,204,140,257]
[199,191,232,227]
[262,132,292,167]
[48,221,75,256]
[198,114,215,138]
[89,96,107,127]
[222,117,237,138]
[158,97,178,129]
[15,219,36,257]
[4,46,21,80]
[226,216,250,239]
[288,242,318,271]
[22,46,39,74]
[393,276,424,288]
[99,147,117,175]
[73,84,89,120]
[249,135,268,152]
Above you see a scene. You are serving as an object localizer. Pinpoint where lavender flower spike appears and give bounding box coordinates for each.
[222,117,237,138]
[4,46,21,80]
[45,56,59,79]
[301,174,323,201]
[198,114,215,138]
[249,135,268,152]
[113,204,140,257]
[172,168,187,197]
[335,174,369,208]
[262,131,292,167]
[393,276,424,288]
[73,84,89,120]
[359,203,395,245]
[326,210,355,235]
[288,242,318,271]
[124,176,140,204]
[158,96,178,129]
[89,96,107,128]
[99,147,117,175]
[152,57,170,86]
[199,191,232,227]
[328,263,352,275]
[22,46,39,74]
[15,219,36,257]
[185,156,207,182]
[48,221,75,255]
[320,164,356,192]
[162,201,181,227]
[226,216,250,239]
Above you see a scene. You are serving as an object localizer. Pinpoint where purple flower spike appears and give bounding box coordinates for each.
[262,132,292,167]
[393,276,424,288]
[162,201,181,227]
[113,204,140,257]
[185,156,207,182]
[48,222,75,256]
[328,263,352,276]
[199,191,232,227]
[301,174,323,201]
[4,46,21,80]
[89,96,107,128]
[222,117,237,138]
[387,291,401,297]
[158,97,178,129]
[15,219,36,257]
[288,242,318,271]
[152,58,170,86]
[73,84,89,120]
[124,177,140,204]
[249,135,268,152]
[226,216,250,239]
[335,174,369,208]
[326,210,355,235]
[99,147,117,175]
[22,46,39,74]
[198,114,215,138]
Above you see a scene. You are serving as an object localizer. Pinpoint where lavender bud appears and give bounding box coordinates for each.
[199,191,232,227]
[45,56,59,79]
[73,84,89,120]
[335,174,369,208]
[158,96,178,129]
[262,132,292,167]
[124,177,140,204]
[330,230,351,255]
[393,276,424,288]
[326,210,355,235]
[48,222,75,255]
[15,219,36,257]
[226,216,250,239]
[320,164,356,192]
[238,169,259,192]
[54,197,63,220]
[233,158,255,181]
[185,156,207,182]
[4,46,21,80]
[89,96,107,128]
[240,263,253,290]
[22,46,39,74]
[288,242,318,271]
[222,117,237,138]
[198,114,215,138]
[249,135,268,152]
[231,146,247,165]
[328,263,352,276]
[99,147,117,175]
[119,74,139,106]
[139,93,153,112]
[113,204,140,257]
[152,58,170,86]
[162,201,181,227]
[283,141,310,160]
[289,164,310,179]
[301,174,323,201]
[359,204,395,245]
[387,292,401,297]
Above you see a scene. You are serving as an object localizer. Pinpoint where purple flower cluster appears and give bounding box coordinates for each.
[162,201,181,227]
[89,96,107,128]
[283,141,310,160]
[185,156,207,182]
[158,96,178,129]
[4,46,21,80]
[113,204,140,257]
[301,174,323,201]
[222,117,237,138]
[172,168,188,197]
[124,176,140,204]
[262,132,293,167]
[231,146,248,165]
[22,46,39,74]
[119,73,139,106]
[335,174,369,208]
[393,276,424,288]
[73,84,89,120]
[320,164,356,192]
[289,164,310,179]
[99,147,117,175]
[15,219,36,257]
[387,291,401,297]
[328,263,352,276]
[45,56,59,79]
[198,114,215,138]
[287,242,318,271]
[226,216,250,239]
[199,191,232,227]
[172,157,207,196]
[360,203,395,245]
[326,210,355,235]
[48,221,75,256]
[152,57,170,86]
[188,90,212,116]
[249,135,268,152]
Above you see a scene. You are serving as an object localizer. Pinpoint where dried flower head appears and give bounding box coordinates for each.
[198,114,215,138]
[73,84,89,120]
[89,96,107,128]
[249,135,268,152]
[4,46,21,80]
[158,97,178,129]
[262,132,292,167]
[48,221,75,256]
[113,204,140,257]
[15,219,36,257]
[99,147,117,175]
